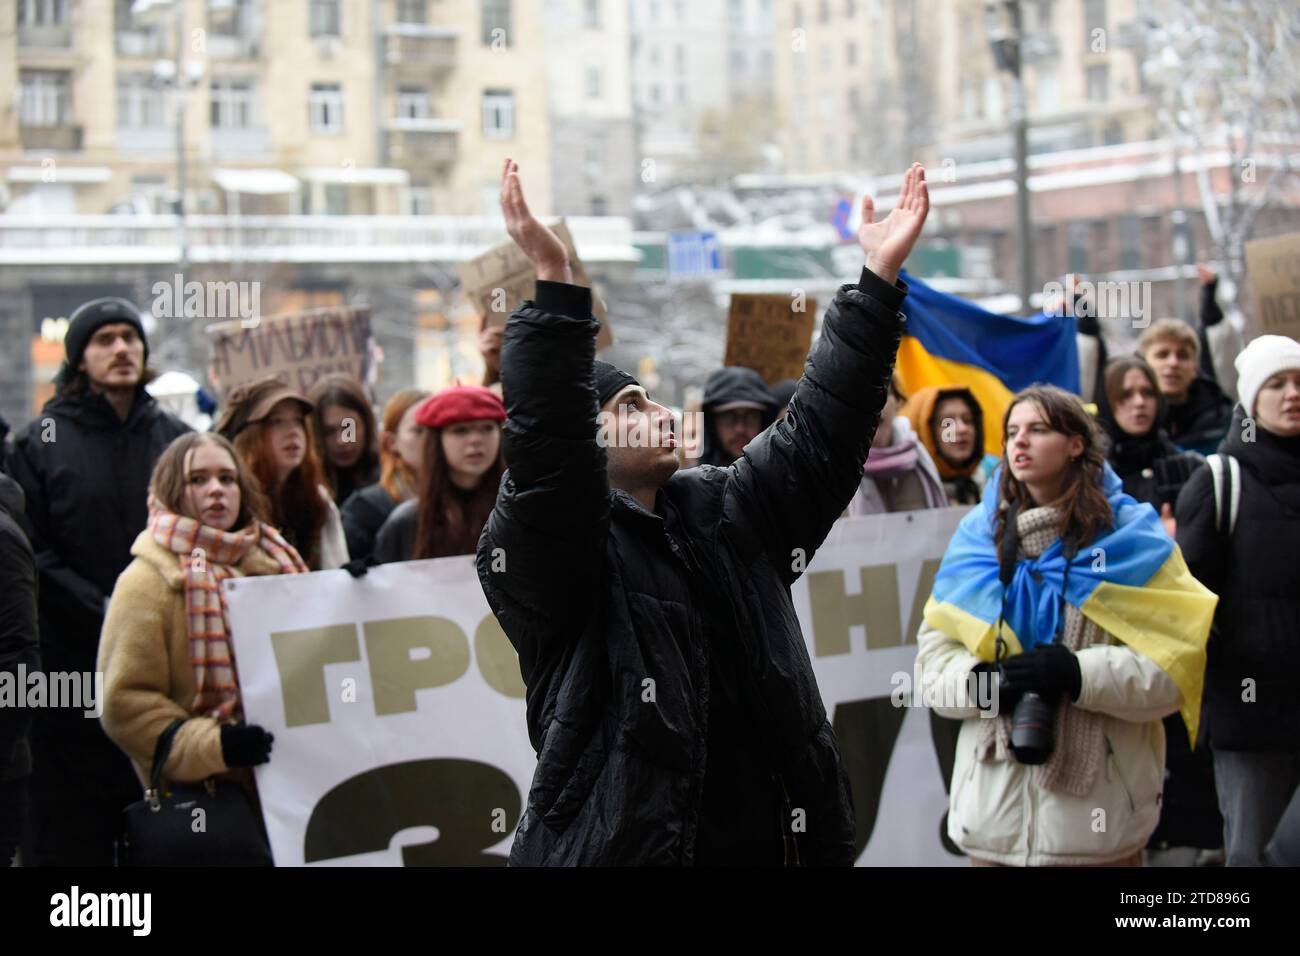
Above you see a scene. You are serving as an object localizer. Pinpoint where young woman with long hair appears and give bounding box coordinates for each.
[338,387,430,560]
[98,432,307,803]
[307,374,381,505]
[215,377,348,570]
[914,385,1216,867]
[373,385,505,563]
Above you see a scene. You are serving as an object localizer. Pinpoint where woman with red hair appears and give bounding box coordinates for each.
[373,385,505,562]
[215,377,348,570]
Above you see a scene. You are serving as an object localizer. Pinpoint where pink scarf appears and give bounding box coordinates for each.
[147,497,308,720]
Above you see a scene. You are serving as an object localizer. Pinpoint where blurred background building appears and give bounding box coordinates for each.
[1,0,1297,425]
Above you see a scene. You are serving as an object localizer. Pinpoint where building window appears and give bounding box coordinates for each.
[17,0,68,26]
[983,75,1004,116]
[396,86,431,119]
[324,183,349,215]
[845,0,857,15]
[309,83,344,133]
[585,66,602,99]
[482,89,515,138]
[406,181,434,215]
[590,196,608,216]
[1119,215,1141,271]
[116,74,168,128]
[650,83,661,104]
[674,44,685,70]
[481,0,511,46]
[819,0,830,23]
[1035,65,1059,115]
[210,79,255,128]
[845,40,857,65]
[1032,0,1054,31]
[819,43,831,72]
[1084,0,1105,34]
[1067,222,1090,275]
[792,2,802,28]
[396,0,427,24]
[847,86,861,114]
[309,0,341,37]
[584,0,601,28]
[19,69,71,125]
[585,143,602,178]
[676,82,687,104]
[731,49,746,71]
[212,0,255,37]
[1086,64,1108,102]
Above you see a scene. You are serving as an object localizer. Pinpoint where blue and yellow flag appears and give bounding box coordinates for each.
[922,463,1216,745]
[896,269,1079,454]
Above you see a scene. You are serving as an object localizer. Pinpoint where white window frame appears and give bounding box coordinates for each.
[210,78,255,129]
[309,0,341,38]
[482,89,515,139]
[585,65,602,99]
[309,82,344,133]
[116,74,169,128]
[396,87,431,120]
[18,70,71,126]
[18,0,68,27]
[396,0,427,24]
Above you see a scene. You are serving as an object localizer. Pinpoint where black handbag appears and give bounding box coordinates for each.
[118,718,274,867]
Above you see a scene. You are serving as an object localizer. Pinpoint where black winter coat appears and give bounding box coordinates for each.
[5,387,189,677]
[1176,408,1300,752]
[341,482,401,560]
[0,473,39,782]
[477,270,905,866]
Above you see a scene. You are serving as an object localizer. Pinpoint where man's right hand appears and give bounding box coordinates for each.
[500,158,572,284]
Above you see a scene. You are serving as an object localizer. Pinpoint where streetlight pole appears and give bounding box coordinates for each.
[173,0,188,273]
[1007,1,1034,315]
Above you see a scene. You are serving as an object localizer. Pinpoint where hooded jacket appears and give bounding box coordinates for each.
[903,385,989,506]
[5,386,190,676]
[0,473,38,782]
[477,269,906,866]
[698,367,779,467]
[1096,392,1203,510]
[1176,406,1300,752]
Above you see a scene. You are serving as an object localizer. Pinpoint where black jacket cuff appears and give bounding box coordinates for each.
[534,281,593,320]
[857,267,908,312]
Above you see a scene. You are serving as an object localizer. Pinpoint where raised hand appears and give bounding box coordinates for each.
[499,158,572,283]
[858,163,930,285]
[1196,263,1217,286]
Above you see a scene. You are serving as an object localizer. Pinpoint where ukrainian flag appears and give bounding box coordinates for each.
[922,464,1216,746]
[895,269,1080,455]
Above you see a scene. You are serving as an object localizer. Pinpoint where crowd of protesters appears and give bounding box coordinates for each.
[0,157,1297,869]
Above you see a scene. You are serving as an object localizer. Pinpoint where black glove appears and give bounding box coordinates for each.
[998,643,1082,705]
[343,556,372,579]
[220,724,274,768]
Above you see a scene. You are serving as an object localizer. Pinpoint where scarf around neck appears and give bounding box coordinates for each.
[148,497,308,720]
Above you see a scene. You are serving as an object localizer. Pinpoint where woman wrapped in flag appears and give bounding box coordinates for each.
[914,385,1216,867]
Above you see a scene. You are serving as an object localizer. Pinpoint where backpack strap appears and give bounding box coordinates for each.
[1206,454,1242,537]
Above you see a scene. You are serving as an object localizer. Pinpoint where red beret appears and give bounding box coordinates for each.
[415,385,506,430]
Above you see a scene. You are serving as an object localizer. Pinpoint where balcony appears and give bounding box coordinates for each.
[207,33,261,61]
[385,118,462,168]
[212,126,272,157]
[18,23,72,49]
[116,30,168,58]
[20,124,83,151]
[384,25,458,72]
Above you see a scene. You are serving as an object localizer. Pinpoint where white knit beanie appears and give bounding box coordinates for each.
[1235,334,1300,417]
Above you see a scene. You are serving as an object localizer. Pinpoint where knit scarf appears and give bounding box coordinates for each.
[148,498,308,720]
[976,505,1106,796]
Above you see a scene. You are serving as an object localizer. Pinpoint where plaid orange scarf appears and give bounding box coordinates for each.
[148,497,308,720]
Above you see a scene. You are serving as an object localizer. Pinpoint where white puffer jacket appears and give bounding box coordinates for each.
[916,620,1183,866]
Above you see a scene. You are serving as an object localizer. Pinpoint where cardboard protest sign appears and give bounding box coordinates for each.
[207,306,372,398]
[723,293,817,385]
[1245,232,1300,341]
[456,218,613,350]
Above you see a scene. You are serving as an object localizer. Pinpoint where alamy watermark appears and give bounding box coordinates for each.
[0,665,104,718]
[152,274,261,327]
[891,665,1000,717]
[1042,279,1152,328]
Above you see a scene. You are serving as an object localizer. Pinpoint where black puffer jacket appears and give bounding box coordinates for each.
[0,473,39,783]
[1176,407,1300,751]
[1166,376,1233,457]
[5,387,189,676]
[477,269,905,866]
[698,366,779,466]
[341,482,401,560]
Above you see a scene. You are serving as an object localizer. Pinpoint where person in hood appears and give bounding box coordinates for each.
[5,296,190,866]
[1096,355,1221,865]
[903,385,997,505]
[477,158,928,865]
[848,373,946,515]
[98,433,306,825]
[1138,319,1233,456]
[698,366,779,466]
[0,470,39,866]
[1176,335,1300,866]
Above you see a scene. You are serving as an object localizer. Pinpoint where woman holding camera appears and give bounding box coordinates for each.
[915,385,1216,866]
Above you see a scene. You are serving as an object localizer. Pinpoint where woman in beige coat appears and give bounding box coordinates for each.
[98,432,308,789]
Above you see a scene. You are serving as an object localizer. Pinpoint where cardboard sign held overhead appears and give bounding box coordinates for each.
[1245,232,1300,341]
[724,293,817,385]
[207,306,372,399]
[456,218,614,350]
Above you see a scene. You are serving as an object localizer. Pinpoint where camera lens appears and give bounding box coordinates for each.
[1009,692,1054,765]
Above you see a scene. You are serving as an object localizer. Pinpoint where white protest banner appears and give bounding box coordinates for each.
[227,507,971,866]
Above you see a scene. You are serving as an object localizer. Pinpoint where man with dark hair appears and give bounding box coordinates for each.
[6,297,189,865]
[477,159,930,865]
